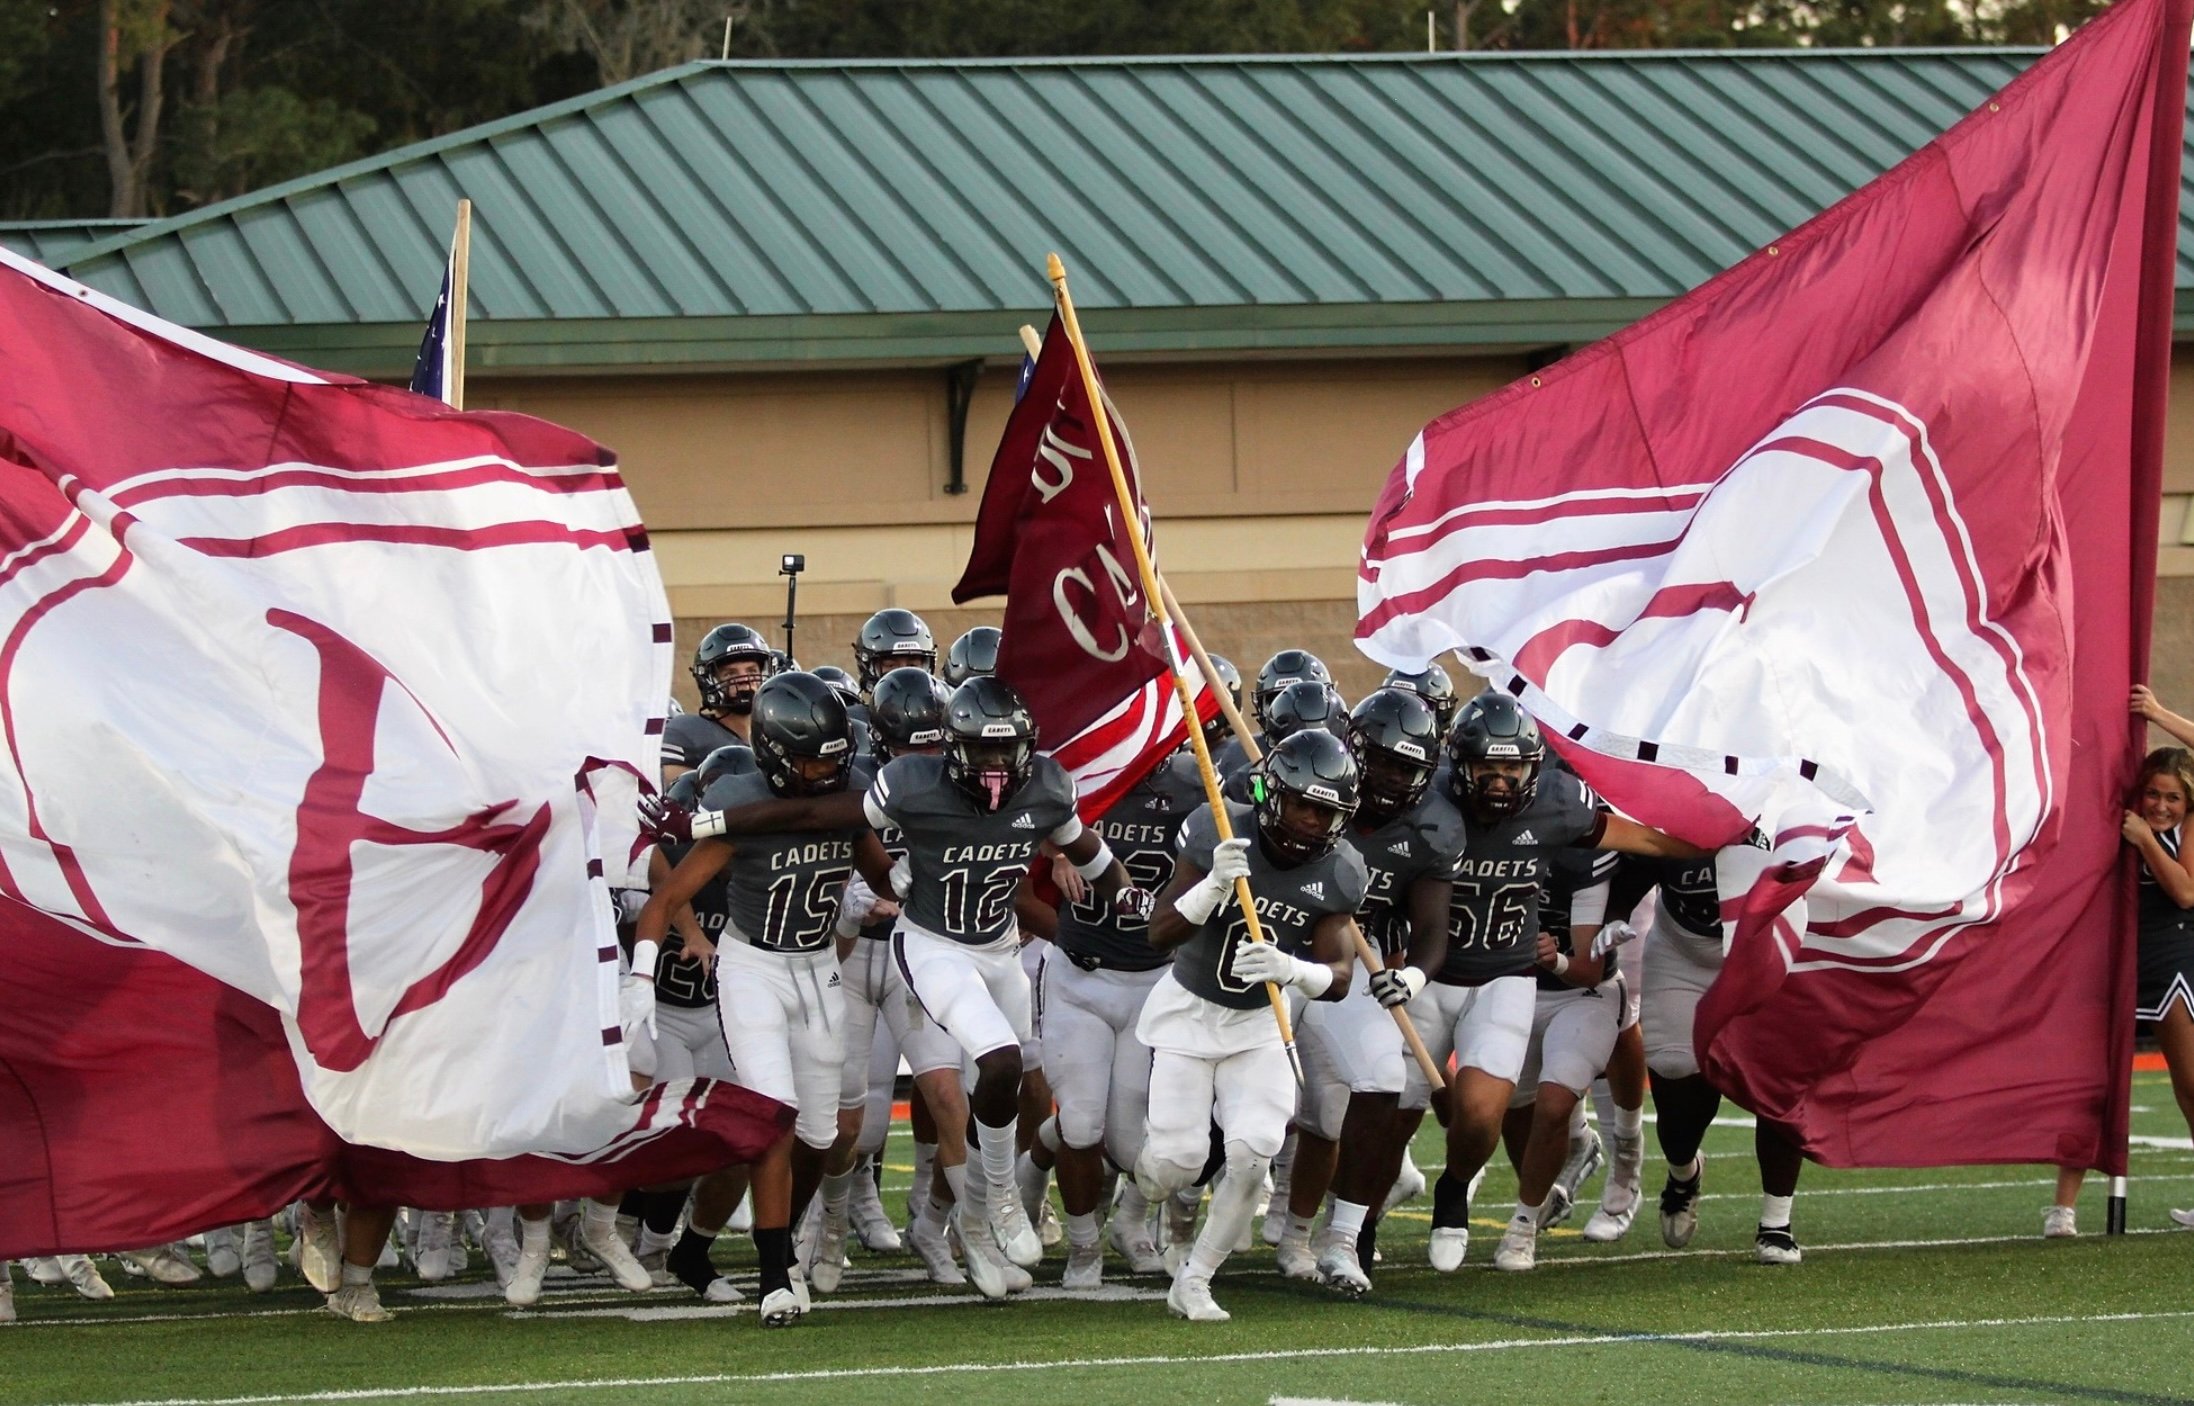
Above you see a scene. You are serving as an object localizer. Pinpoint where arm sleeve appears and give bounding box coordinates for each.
[1570,879,1611,928]
[1047,814,1086,848]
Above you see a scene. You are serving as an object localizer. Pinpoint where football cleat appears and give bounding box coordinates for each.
[1107,1209,1166,1274]
[1754,1223,1802,1266]
[326,1281,394,1324]
[987,1192,1044,1269]
[120,1245,202,1285]
[1492,1217,1537,1272]
[758,1286,806,1328]
[1383,1151,1428,1214]
[504,1225,552,1308]
[1584,1133,1645,1243]
[481,1214,522,1288]
[22,1258,65,1287]
[1035,1199,1064,1249]
[1166,1270,1230,1323]
[1062,1240,1104,1290]
[579,1207,653,1292]
[2168,1207,2194,1230]
[551,1205,598,1274]
[295,1205,342,1294]
[413,1210,456,1283]
[2043,1205,2078,1239]
[1658,1157,1704,1249]
[1546,1126,1604,1229]
[1428,1226,1469,1272]
[202,1227,242,1279]
[907,1215,966,1286]
[804,1207,850,1295]
[1316,1241,1371,1297]
[849,1173,903,1253]
[240,1220,279,1293]
[1275,1229,1320,1281]
[62,1255,114,1301]
[954,1210,1012,1301]
[0,1270,13,1324]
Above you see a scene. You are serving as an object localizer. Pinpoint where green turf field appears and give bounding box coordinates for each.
[9,1072,2194,1406]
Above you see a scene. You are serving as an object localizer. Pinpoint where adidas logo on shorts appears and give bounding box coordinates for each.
[1011,813,1037,829]
[1300,880,1326,899]
[826,971,842,988]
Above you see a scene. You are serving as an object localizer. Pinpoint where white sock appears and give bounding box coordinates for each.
[911,1140,937,1203]
[581,1200,618,1234]
[1189,1144,1268,1280]
[637,1226,676,1256]
[1670,1156,1701,1181]
[1589,1077,1619,1131]
[1118,1181,1152,1224]
[1614,1104,1644,1140]
[1568,1101,1588,1138]
[518,1215,551,1249]
[1065,1211,1100,1248]
[821,1168,855,1216]
[340,1261,372,1287]
[1512,1198,1542,1229]
[1329,1199,1369,1247]
[1282,1212,1315,1245]
[1760,1193,1793,1229]
[975,1117,1018,1194]
[941,1159,970,1211]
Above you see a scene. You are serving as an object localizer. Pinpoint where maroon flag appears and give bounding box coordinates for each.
[1356,0,2188,1171]
[956,316,1213,818]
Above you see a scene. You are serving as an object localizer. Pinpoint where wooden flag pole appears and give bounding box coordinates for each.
[1018,321,1446,1092]
[1043,257,1304,1084]
[448,199,472,411]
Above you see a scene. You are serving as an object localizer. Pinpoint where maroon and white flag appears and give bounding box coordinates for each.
[955,315,1214,819]
[0,250,787,1256]
[1356,0,2188,1171]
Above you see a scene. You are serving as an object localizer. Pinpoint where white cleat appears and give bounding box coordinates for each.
[758,1286,806,1327]
[954,1210,1012,1301]
[1062,1240,1104,1290]
[0,1269,14,1324]
[907,1215,965,1286]
[1492,1218,1537,1272]
[120,1245,201,1285]
[1754,1223,1802,1266]
[701,1276,745,1303]
[61,1255,113,1300]
[413,1210,456,1282]
[1584,1134,1644,1243]
[1317,1240,1371,1297]
[1428,1225,1469,1272]
[22,1258,65,1287]
[987,1193,1044,1270]
[482,1215,522,1288]
[1108,1210,1166,1274]
[579,1208,653,1292]
[804,1207,850,1295]
[2166,1207,2194,1231]
[296,1204,342,1294]
[727,1193,754,1234]
[1275,1232,1320,1281]
[1546,1126,1604,1229]
[849,1172,903,1254]
[202,1227,242,1279]
[2043,1205,2079,1239]
[1386,1150,1428,1210]
[551,1205,598,1275]
[241,1220,279,1293]
[326,1281,393,1323]
[1166,1270,1230,1323]
[1035,1199,1063,1249]
[1658,1155,1704,1249]
[504,1224,552,1308]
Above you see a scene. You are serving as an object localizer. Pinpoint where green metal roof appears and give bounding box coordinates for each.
[44,49,2191,374]
[0,220,145,267]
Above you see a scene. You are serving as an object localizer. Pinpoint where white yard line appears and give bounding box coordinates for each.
[53,1307,2194,1406]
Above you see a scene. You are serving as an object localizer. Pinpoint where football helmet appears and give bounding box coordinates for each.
[943,676,1038,812]
[1253,649,1333,731]
[1255,729,1360,866]
[870,666,951,764]
[1262,679,1348,745]
[691,623,775,716]
[1447,691,1545,819]
[1347,688,1441,822]
[694,742,755,797]
[944,626,1002,688]
[809,664,864,713]
[854,609,937,691]
[1382,663,1460,736]
[750,672,857,799]
[1202,654,1242,748]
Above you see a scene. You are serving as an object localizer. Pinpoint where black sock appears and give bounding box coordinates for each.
[617,1189,646,1218]
[1432,1171,1472,1229]
[1358,1216,1379,1264]
[1648,1072,1723,1169]
[667,1228,717,1294]
[755,1226,793,1297]
[640,1190,686,1236]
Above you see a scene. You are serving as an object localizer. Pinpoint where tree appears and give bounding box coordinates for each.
[97,0,174,217]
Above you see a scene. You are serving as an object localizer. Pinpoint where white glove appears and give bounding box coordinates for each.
[618,970,658,1042]
[836,875,881,940]
[1368,964,1426,1009]
[1232,935,1332,997]
[1590,918,1640,961]
[1174,838,1252,925]
[888,854,913,901]
[613,888,650,924]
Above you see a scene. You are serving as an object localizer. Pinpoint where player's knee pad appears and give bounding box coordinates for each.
[794,1104,839,1152]
[1054,1080,1108,1151]
[1132,1145,1205,1201]
[1221,1139,1271,1189]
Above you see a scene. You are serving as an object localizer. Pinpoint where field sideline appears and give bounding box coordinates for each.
[9,1073,2194,1406]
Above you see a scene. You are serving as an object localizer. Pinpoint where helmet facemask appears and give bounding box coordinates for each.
[948,734,1033,812]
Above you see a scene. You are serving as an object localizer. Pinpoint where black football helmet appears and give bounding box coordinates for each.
[1262,679,1348,745]
[810,664,864,713]
[1348,688,1441,823]
[694,742,756,797]
[870,666,951,763]
[1253,649,1333,731]
[944,626,1002,688]
[854,609,937,691]
[691,623,775,715]
[1255,729,1360,866]
[1447,691,1545,819]
[944,675,1038,812]
[750,671,856,799]
[1202,654,1243,748]
[1383,663,1460,736]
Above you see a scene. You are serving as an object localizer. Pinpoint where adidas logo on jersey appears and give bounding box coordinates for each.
[1300,880,1326,899]
[1388,839,1413,855]
[1011,813,1037,829]
[1514,829,1538,844]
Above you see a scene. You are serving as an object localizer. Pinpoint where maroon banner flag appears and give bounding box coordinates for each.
[1356,0,2188,1171]
[956,316,1213,819]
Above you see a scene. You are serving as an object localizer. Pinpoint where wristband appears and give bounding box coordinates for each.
[1174,880,1225,927]
[631,940,661,979]
[1550,951,1570,978]
[690,809,727,840]
[1072,838,1117,883]
[1293,955,1334,998]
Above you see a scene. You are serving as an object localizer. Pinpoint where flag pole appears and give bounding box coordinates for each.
[448,199,472,412]
[1016,323,1446,1094]
[1043,256,1303,1084]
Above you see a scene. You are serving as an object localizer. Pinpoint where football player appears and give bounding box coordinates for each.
[852,608,938,697]
[664,623,774,783]
[1381,663,1460,736]
[945,626,1002,687]
[639,672,881,1326]
[1372,692,1709,1272]
[1220,681,1348,802]
[646,676,1146,1302]
[1214,650,1334,778]
[1200,654,1243,751]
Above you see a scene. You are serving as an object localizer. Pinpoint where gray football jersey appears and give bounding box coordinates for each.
[1652,857,1721,940]
[663,713,746,773]
[1351,781,1467,962]
[1171,801,1368,1011]
[654,834,728,1008]
[867,752,1081,946]
[1055,752,1207,971]
[1536,844,1620,991]
[1213,733,1269,783]
[703,766,872,955]
[1437,767,1604,986]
